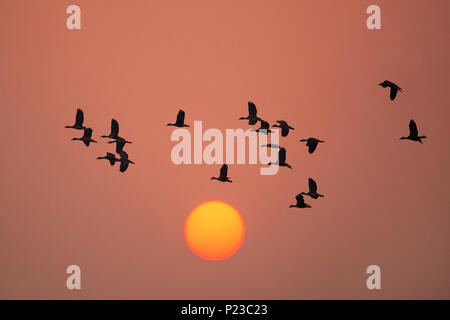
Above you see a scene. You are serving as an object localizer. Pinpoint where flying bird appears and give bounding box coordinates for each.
[272,120,294,137]
[72,128,97,146]
[101,119,132,143]
[239,101,261,125]
[118,151,135,173]
[210,164,232,183]
[301,178,324,199]
[289,194,311,208]
[167,109,189,127]
[96,152,119,166]
[299,137,325,154]
[400,120,427,143]
[251,120,272,134]
[65,108,86,130]
[379,80,402,101]
[267,147,292,169]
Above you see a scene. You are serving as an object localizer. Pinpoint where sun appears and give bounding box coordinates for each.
[184,201,245,261]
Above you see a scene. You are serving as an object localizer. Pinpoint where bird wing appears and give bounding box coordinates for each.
[106,152,116,158]
[277,120,287,126]
[295,194,305,205]
[261,120,269,130]
[116,139,125,153]
[248,102,257,117]
[111,119,119,137]
[176,110,185,125]
[308,140,318,153]
[409,120,418,137]
[220,164,228,178]
[309,178,317,194]
[120,160,129,172]
[118,150,129,160]
[390,86,398,100]
[279,147,286,163]
[84,128,93,139]
[76,109,84,126]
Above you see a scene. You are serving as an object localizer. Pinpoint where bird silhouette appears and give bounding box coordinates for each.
[379,80,402,101]
[118,151,135,173]
[267,147,292,169]
[167,109,189,127]
[289,194,311,208]
[400,120,427,143]
[301,178,324,199]
[96,152,119,166]
[251,120,272,134]
[72,128,97,146]
[101,119,132,143]
[210,164,232,182]
[239,101,261,125]
[272,120,294,137]
[299,137,325,154]
[107,137,128,153]
[65,108,86,130]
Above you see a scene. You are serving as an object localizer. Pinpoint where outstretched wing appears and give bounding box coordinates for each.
[260,120,270,130]
[118,150,129,160]
[248,102,257,118]
[277,120,287,126]
[279,147,287,163]
[176,110,185,125]
[409,120,418,137]
[111,119,119,137]
[116,139,125,153]
[308,178,317,194]
[390,86,399,100]
[220,164,228,178]
[308,140,318,153]
[120,160,129,172]
[84,128,93,139]
[75,109,84,126]
[295,194,305,206]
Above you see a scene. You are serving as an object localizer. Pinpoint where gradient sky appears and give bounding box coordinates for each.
[0,0,449,299]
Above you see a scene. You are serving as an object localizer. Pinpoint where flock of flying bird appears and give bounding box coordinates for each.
[166,80,427,209]
[65,109,135,172]
[166,100,326,208]
[65,80,426,206]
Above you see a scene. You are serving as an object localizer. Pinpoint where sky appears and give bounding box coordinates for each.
[0,0,449,299]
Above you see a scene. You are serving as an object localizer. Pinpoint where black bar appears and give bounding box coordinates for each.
[1,300,447,318]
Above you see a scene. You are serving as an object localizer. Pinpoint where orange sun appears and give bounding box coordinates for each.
[184,201,245,261]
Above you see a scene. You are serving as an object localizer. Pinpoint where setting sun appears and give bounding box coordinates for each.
[184,201,245,261]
